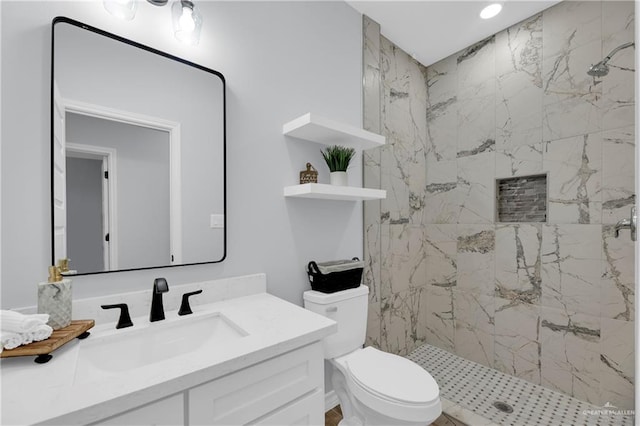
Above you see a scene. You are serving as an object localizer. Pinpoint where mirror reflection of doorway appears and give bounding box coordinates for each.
[66,151,111,272]
[65,111,173,273]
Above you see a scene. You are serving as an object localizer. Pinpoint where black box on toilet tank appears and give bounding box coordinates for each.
[307,258,364,293]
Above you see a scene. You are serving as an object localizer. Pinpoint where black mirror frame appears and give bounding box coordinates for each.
[50,16,227,275]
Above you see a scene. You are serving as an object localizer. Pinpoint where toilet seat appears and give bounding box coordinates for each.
[334,347,441,423]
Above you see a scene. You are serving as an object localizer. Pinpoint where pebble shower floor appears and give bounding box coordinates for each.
[407,344,634,426]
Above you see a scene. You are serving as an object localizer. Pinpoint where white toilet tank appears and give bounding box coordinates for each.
[303,285,369,359]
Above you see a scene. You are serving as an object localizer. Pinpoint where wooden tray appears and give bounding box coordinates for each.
[1,319,94,363]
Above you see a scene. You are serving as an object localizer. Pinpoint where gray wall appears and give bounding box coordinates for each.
[1,2,363,312]
[66,113,171,270]
[66,156,103,273]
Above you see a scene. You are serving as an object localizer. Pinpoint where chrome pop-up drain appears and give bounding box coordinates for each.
[493,401,514,414]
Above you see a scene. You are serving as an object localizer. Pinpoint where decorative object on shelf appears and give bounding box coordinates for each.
[37,265,72,330]
[299,163,319,184]
[321,145,355,187]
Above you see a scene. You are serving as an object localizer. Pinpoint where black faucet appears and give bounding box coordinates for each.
[150,278,169,322]
[101,303,133,329]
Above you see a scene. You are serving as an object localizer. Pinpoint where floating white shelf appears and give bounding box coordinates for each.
[284,184,386,201]
[282,113,385,150]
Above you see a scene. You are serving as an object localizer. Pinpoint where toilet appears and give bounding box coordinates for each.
[304,285,441,426]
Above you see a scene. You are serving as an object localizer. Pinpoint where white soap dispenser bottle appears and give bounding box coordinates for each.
[37,263,72,330]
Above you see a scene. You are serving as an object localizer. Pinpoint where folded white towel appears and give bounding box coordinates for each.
[1,330,25,350]
[0,310,49,333]
[25,324,53,343]
[0,324,53,351]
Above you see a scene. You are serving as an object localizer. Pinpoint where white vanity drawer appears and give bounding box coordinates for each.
[188,342,323,425]
[91,393,185,425]
[253,389,324,426]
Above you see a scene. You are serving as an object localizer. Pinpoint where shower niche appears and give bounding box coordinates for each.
[496,174,548,223]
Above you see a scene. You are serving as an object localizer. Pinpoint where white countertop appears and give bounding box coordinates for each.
[1,292,336,425]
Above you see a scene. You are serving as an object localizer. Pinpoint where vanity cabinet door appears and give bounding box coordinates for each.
[91,393,185,426]
[188,342,324,425]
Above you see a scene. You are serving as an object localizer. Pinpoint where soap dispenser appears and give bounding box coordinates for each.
[37,263,72,330]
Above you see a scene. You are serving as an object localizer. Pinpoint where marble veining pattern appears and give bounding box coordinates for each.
[364,0,635,411]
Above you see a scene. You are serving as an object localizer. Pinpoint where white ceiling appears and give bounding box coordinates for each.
[347,0,562,66]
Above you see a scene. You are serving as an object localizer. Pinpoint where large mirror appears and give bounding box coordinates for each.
[51,17,226,275]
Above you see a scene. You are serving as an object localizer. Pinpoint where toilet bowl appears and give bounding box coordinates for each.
[303,286,441,425]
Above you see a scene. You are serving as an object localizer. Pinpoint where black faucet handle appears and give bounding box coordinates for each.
[154,277,169,293]
[178,290,203,316]
[101,303,134,329]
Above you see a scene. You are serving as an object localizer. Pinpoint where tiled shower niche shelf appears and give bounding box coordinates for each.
[282,113,385,149]
[284,183,386,201]
[496,174,548,223]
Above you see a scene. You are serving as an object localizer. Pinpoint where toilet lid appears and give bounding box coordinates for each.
[345,347,439,405]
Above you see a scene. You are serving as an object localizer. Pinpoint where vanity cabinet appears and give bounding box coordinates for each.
[91,394,184,425]
[189,342,324,425]
[90,342,324,426]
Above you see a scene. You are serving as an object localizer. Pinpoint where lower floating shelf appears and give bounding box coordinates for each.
[284,183,386,201]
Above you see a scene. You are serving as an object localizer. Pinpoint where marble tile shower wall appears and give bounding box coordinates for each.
[362,1,635,410]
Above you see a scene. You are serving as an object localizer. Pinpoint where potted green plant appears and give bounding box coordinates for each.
[320,145,356,186]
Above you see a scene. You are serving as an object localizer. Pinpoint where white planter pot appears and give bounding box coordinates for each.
[330,171,348,186]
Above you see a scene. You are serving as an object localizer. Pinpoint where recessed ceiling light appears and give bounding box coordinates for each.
[480,3,502,19]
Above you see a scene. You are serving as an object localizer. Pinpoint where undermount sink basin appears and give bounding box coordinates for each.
[75,312,248,377]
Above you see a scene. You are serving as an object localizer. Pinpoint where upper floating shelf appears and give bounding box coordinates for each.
[282,113,385,150]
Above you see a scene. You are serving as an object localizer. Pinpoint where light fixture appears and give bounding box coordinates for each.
[103,0,203,46]
[172,1,203,46]
[103,0,138,21]
[480,3,502,19]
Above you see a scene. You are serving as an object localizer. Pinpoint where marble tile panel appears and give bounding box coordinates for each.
[457,152,495,224]
[601,126,635,225]
[496,71,543,151]
[495,143,544,178]
[544,132,602,224]
[602,1,635,54]
[381,37,427,152]
[495,13,543,150]
[423,285,455,352]
[453,290,495,367]
[495,224,542,304]
[425,224,457,289]
[540,307,601,405]
[542,40,603,141]
[542,0,602,58]
[456,224,495,296]
[494,298,542,384]
[601,225,635,322]
[541,224,602,317]
[426,95,458,162]
[457,36,496,100]
[363,16,381,135]
[599,318,634,410]
[363,222,380,304]
[496,13,542,79]
[363,147,382,220]
[457,94,495,158]
[427,55,457,105]
[425,159,459,224]
[380,144,409,224]
[380,286,427,356]
[380,224,426,298]
[365,301,381,349]
[601,46,635,131]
